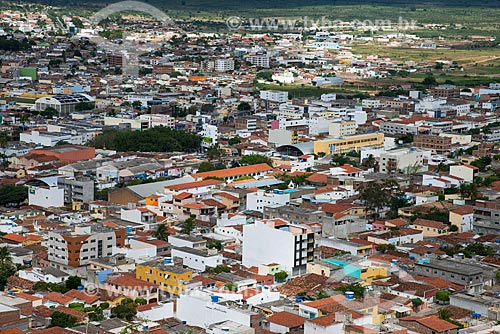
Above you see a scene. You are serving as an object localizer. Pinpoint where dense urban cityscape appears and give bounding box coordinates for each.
[0,0,499,333]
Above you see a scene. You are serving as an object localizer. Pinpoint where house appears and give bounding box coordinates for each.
[136,301,174,321]
[171,246,224,271]
[165,179,224,197]
[411,218,449,237]
[367,228,423,246]
[18,267,69,284]
[304,314,344,334]
[120,207,158,230]
[399,315,458,334]
[449,205,474,232]
[264,311,306,333]
[104,273,159,304]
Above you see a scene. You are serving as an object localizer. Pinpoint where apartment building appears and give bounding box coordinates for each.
[328,121,357,137]
[260,90,288,103]
[474,200,500,234]
[136,257,193,296]
[57,176,94,203]
[48,225,126,276]
[379,147,424,174]
[247,190,291,213]
[413,135,452,154]
[242,219,314,276]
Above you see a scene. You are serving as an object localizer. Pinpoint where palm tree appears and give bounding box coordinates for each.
[0,247,11,266]
[154,224,169,241]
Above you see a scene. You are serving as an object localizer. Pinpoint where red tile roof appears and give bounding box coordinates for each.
[192,163,273,179]
[64,289,100,304]
[166,179,223,191]
[2,233,26,243]
[307,314,339,327]
[266,312,306,328]
[109,273,158,288]
[400,315,458,332]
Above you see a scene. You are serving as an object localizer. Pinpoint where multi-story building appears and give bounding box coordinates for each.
[379,147,425,174]
[234,117,257,132]
[136,257,192,296]
[242,219,314,276]
[48,225,125,276]
[57,176,94,203]
[314,133,384,155]
[247,54,270,68]
[429,84,460,98]
[474,200,500,234]
[214,58,235,72]
[107,53,123,67]
[414,259,483,294]
[413,135,452,154]
[247,190,291,213]
[260,90,288,103]
[328,121,357,137]
[171,247,224,271]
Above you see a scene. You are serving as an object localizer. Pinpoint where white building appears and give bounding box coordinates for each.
[379,147,425,174]
[200,123,219,149]
[328,121,357,137]
[171,247,223,271]
[139,114,175,128]
[177,291,256,328]
[242,219,314,275]
[260,90,288,103]
[248,55,270,68]
[20,131,72,147]
[215,58,235,72]
[246,190,290,213]
[28,177,65,208]
[136,301,174,321]
[18,267,69,284]
[120,207,158,230]
[126,94,153,108]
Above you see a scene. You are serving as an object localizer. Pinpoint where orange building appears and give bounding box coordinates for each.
[30,145,95,163]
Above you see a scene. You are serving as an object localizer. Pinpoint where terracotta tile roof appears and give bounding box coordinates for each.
[173,192,193,200]
[307,313,339,327]
[400,315,458,332]
[266,312,306,328]
[413,218,447,229]
[16,292,43,302]
[414,276,464,291]
[166,179,223,191]
[213,192,239,201]
[0,329,24,334]
[339,164,362,173]
[306,173,329,184]
[279,274,329,296]
[302,295,344,309]
[28,327,76,334]
[192,163,273,179]
[137,302,159,312]
[64,289,100,304]
[2,233,26,243]
[44,291,74,305]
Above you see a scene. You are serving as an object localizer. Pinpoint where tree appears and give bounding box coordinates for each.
[154,224,169,241]
[181,214,196,234]
[65,276,82,290]
[274,271,288,283]
[206,146,224,162]
[240,154,273,167]
[111,299,137,321]
[438,308,452,320]
[335,283,365,299]
[209,265,231,274]
[449,225,458,232]
[435,291,451,304]
[422,74,437,86]
[331,154,352,167]
[41,107,58,118]
[135,298,147,305]
[0,185,27,206]
[470,156,492,172]
[256,71,272,81]
[49,311,78,328]
[228,137,241,146]
[496,271,500,283]
[132,101,143,109]
[358,182,391,220]
[411,298,423,309]
[208,241,223,251]
[0,247,16,290]
[237,102,251,111]
[376,244,396,253]
[89,308,105,321]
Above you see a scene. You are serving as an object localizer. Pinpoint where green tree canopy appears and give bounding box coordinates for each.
[49,311,78,328]
[240,154,273,167]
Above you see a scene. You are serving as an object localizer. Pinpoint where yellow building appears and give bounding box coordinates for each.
[136,258,192,296]
[314,133,384,155]
[360,266,388,284]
